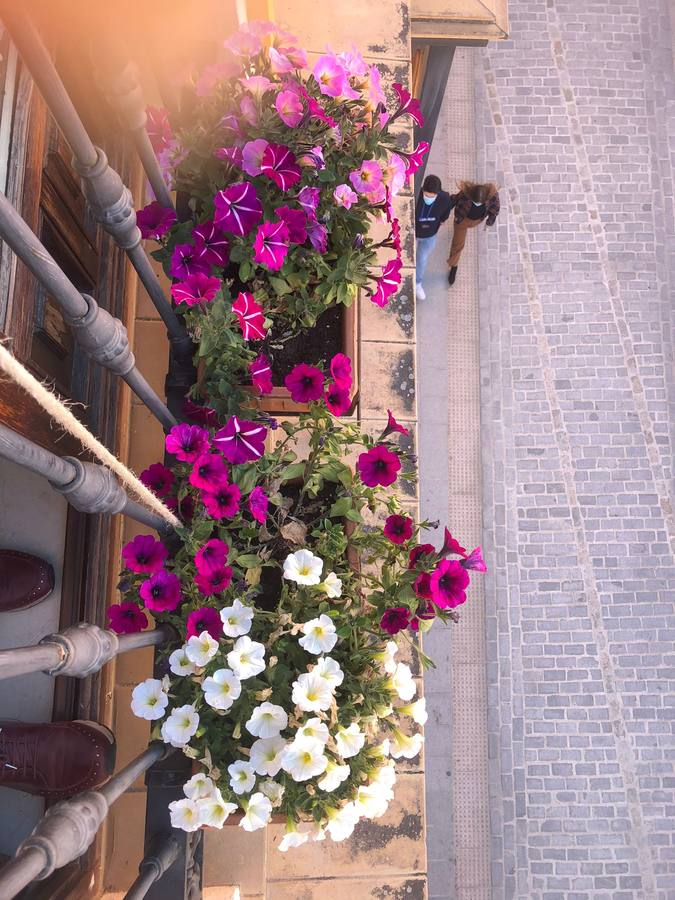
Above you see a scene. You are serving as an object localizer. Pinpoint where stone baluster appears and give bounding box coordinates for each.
[0,423,173,533]
[124,834,180,900]
[0,744,168,899]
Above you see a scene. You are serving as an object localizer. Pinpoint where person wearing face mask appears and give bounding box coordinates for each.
[446,180,500,285]
[415,174,452,300]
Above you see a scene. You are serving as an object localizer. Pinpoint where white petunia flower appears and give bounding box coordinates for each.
[389,730,424,760]
[297,717,329,745]
[278,824,310,852]
[169,646,197,677]
[185,630,219,667]
[227,636,266,679]
[398,697,428,725]
[374,702,394,718]
[371,761,397,791]
[374,640,399,675]
[169,798,201,832]
[292,672,334,713]
[280,738,328,782]
[283,549,323,585]
[319,571,342,598]
[240,791,273,832]
[310,822,326,842]
[370,739,391,759]
[202,668,242,711]
[131,678,168,721]
[219,598,254,637]
[249,736,286,777]
[325,802,360,841]
[299,614,338,655]
[228,759,256,795]
[183,772,214,800]
[355,783,390,819]
[314,656,344,689]
[161,705,200,747]
[317,759,351,792]
[335,723,366,759]
[246,702,288,738]
[196,789,238,828]
[259,779,285,806]
[390,662,416,701]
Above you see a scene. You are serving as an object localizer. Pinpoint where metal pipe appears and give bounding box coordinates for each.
[100,743,166,804]
[0,643,62,680]
[131,128,174,211]
[0,423,76,486]
[123,368,176,431]
[124,834,180,900]
[0,846,45,899]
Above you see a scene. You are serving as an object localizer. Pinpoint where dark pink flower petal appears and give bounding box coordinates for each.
[275,205,307,244]
[195,538,229,574]
[171,273,221,306]
[248,486,269,524]
[253,221,290,271]
[430,559,470,609]
[260,143,301,191]
[284,363,324,403]
[462,547,487,572]
[413,572,433,600]
[122,535,168,574]
[213,182,263,237]
[383,514,413,545]
[385,409,409,437]
[298,186,320,215]
[201,483,241,519]
[108,603,148,635]
[329,353,352,389]
[146,106,173,153]
[214,145,243,168]
[140,570,182,612]
[186,606,224,640]
[192,220,230,267]
[136,201,176,240]
[214,416,268,464]
[169,243,212,279]
[140,463,174,498]
[182,400,218,427]
[165,424,210,462]
[442,528,467,558]
[250,354,273,395]
[306,218,327,253]
[324,382,351,416]
[189,453,230,491]
[409,544,435,570]
[232,292,267,341]
[357,445,401,487]
[370,258,402,308]
[194,566,233,597]
[390,83,425,127]
[380,607,410,635]
[402,141,430,177]
[410,601,435,631]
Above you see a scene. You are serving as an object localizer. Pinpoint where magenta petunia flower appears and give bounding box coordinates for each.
[196,60,238,97]
[169,243,211,280]
[182,400,218,427]
[108,602,148,635]
[136,201,176,240]
[260,143,302,191]
[241,139,269,177]
[253,221,290,271]
[383,514,414,545]
[462,547,487,572]
[218,114,243,137]
[189,453,230,491]
[171,273,221,307]
[284,363,325,403]
[384,409,410,437]
[192,220,230,268]
[324,382,351,416]
[213,182,263,237]
[166,424,210,462]
[389,218,402,253]
[276,89,304,127]
[410,601,436,632]
[201,483,241,520]
[306,217,328,253]
[232,292,267,341]
[349,160,383,195]
[357,445,402,488]
[248,486,269,524]
[370,258,402,308]
[333,184,358,209]
[240,95,259,126]
[250,354,273,394]
[214,416,268,464]
[146,106,173,153]
[140,570,182,612]
[330,353,352,389]
[298,186,320,215]
[429,559,470,609]
[297,146,325,169]
[401,141,430,177]
[441,528,467,558]
[408,543,435,570]
[186,606,224,640]
[275,206,307,244]
[240,75,272,99]
[122,534,168,574]
[413,572,433,600]
[194,566,233,597]
[380,607,410,635]
[390,83,425,127]
[214,145,243,168]
[224,28,262,57]
[268,46,295,75]
[312,54,347,97]
[140,462,175,498]
[195,538,229,574]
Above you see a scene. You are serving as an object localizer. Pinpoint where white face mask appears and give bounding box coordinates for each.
[422,193,437,205]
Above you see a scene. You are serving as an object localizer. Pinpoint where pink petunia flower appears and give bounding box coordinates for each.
[400,141,430,177]
[194,566,233,597]
[313,54,347,97]
[169,243,211,280]
[284,363,325,403]
[275,206,307,244]
[171,273,221,307]
[240,95,259,126]
[214,416,267,464]
[370,258,402,308]
[183,400,218,427]
[441,528,467,558]
[192,221,230,267]
[365,64,386,111]
[195,538,229,574]
[189,453,230,491]
[260,143,301,191]
[380,606,410,635]
[383,514,414,545]
[140,463,175,498]
[349,160,383,195]
[324,382,351,416]
[333,184,358,209]
[213,182,263,237]
[239,75,272,99]
[268,46,295,74]
[186,606,224,640]
[390,83,425,127]
[306,218,328,253]
[232,292,267,341]
[165,424,210,462]
[214,145,243,168]
[253,221,290,271]
[250,354,273,394]
[108,602,148,635]
[338,48,368,77]
[357,445,401,487]
[146,106,173,153]
[408,543,435,570]
[297,146,325,169]
[201,483,241,520]
[224,29,262,57]
[218,114,243,137]
[276,89,304,127]
[384,409,410,438]
[382,154,407,198]
[413,572,433,600]
[330,353,352,388]
[429,559,470,609]
[122,534,168,574]
[140,570,182,612]
[248,486,269,524]
[196,60,238,97]
[462,547,487,572]
[242,139,269,177]
[136,201,176,240]
[298,186,320,215]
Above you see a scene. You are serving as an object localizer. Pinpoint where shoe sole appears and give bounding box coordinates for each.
[74,720,117,778]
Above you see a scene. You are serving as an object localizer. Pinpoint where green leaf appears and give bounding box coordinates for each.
[231,463,258,495]
[235,554,263,568]
[345,508,363,523]
[329,497,353,518]
[280,462,306,482]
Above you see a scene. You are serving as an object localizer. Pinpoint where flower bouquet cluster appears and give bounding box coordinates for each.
[110,367,484,847]
[137,19,428,414]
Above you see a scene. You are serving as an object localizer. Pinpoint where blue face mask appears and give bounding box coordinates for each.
[423,195,436,205]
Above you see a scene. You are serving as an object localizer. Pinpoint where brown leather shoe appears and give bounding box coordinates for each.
[0,721,116,798]
[0,550,55,612]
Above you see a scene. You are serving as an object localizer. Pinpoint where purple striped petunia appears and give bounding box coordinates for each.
[260,143,301,191]
[213,182,263,237]
[370,258,402,308]
[192,220,230,268]
[232,292,267,341]
[250,354,273,394]
[214,416,268,464]
[253,221,290,271]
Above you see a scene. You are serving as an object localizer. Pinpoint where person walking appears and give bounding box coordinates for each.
[415,174,453,300]
[446,181,500,285]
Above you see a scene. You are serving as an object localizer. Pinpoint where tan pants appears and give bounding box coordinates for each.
[447,217,482,268]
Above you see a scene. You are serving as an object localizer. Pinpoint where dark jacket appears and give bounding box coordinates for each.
[451,190,500,226]
[415,190,453,238]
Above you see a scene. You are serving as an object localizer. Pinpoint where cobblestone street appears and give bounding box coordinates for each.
[421,0,675,897]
